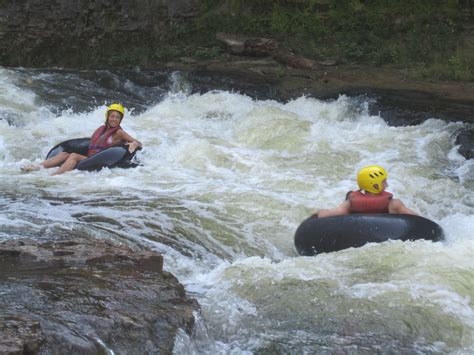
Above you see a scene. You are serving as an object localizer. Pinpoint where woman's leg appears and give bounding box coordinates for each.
[22,152,70,171]
[52,153,87,175]
[41,152,71,168]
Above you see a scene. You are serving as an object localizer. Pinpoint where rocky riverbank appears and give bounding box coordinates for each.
[0,236,198,353]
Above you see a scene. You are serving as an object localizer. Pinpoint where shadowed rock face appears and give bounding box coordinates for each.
[456,129,474,159]
[0,237,198,354]
[0,0,200,67]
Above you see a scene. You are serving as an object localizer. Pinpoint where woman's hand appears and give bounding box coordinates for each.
[126,141,141,153]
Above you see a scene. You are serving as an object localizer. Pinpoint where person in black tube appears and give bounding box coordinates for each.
[22,103,142,175]
[317,165,418,218]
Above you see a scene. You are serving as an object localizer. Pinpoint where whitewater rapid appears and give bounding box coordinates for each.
[1,67,473,353]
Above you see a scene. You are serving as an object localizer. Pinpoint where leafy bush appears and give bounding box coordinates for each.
[193,46,223,60]
[154,47,184,62]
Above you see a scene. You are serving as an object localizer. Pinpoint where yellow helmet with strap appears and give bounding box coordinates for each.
[105,103,125,119]
[357,165,388,194]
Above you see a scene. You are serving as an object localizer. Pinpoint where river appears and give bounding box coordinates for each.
[1,67,473,354]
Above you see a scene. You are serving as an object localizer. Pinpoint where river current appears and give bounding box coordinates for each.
[1,67,473,353]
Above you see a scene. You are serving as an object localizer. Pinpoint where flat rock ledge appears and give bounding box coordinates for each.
[0,237,198,354]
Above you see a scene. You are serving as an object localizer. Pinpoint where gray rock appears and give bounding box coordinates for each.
[456,129,474,159]
[0,236,199,354]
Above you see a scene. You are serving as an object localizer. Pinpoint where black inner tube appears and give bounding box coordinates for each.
[45,138,140,171]
[294,214,444,256]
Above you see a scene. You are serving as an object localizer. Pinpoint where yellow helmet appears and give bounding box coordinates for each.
[105,103,125,119]
[357,165,388,194]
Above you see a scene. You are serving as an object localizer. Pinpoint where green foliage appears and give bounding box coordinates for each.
[412,50,473,81]
[107,47,152,66]
[193,46,223,60]
[275,65,285,79]
[190,0,471,81]
[448,51,473,80]
[154,46,184,62]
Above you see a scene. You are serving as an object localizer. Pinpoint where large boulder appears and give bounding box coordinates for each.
[0,236,198,353]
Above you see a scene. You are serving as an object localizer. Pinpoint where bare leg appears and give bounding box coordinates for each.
[52,153,88,175]
[21,152,71,171]
[41,152,71,168]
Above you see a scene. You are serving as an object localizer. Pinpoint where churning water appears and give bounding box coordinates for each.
[1,67,473,353]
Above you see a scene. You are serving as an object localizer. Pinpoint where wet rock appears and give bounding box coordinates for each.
[363,89,474,126]
[456,129,474,159]
[0,237,199,354]
[0,316,43,354]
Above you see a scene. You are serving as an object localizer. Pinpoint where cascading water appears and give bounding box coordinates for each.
[1,67,473,353]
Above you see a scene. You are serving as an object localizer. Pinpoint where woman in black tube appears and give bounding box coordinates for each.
[22,103,142,175]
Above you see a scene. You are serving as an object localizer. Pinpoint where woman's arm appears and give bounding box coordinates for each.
[389,199,419,215]
[116,129,142,152]
[317,200,351,218]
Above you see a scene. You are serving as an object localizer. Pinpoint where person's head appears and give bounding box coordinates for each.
[357,165,388,194]
[105,103,125,128]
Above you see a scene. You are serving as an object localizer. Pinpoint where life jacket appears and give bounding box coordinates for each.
[347,190,393,214]
[87,125,121,157]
